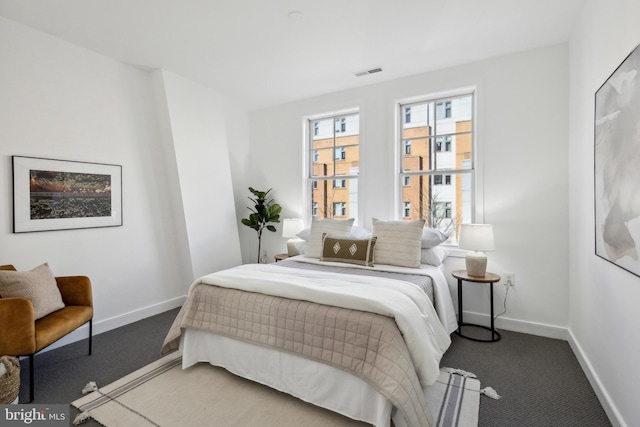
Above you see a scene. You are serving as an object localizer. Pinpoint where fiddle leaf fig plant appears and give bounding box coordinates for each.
[241,187,282,263]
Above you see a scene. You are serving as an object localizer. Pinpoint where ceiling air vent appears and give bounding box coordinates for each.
[355,67,383,77]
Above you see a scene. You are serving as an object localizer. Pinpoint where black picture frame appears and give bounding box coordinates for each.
[12,156,122,233]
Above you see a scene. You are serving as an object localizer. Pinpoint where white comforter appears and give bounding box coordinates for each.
[193,259,452,386]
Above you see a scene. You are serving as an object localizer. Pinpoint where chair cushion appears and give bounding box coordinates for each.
[0,263,65,320]
[34,306,92,352]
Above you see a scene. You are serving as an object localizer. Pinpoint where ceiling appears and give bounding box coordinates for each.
[0,0,586,110]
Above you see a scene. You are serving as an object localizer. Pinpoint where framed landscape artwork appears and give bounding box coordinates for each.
[594,42,640,277]
[12,156,122,233]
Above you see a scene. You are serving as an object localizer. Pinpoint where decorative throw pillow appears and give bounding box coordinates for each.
[372,218,426,268]
[320,233,377,267]
[421,228,449,248]
[0,263,65,320]
[304,217,355,258]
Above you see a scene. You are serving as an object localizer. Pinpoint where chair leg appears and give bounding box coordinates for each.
[88,319,93,356]
[28,354,34,403]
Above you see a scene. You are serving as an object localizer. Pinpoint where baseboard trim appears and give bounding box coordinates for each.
[567,330,626,427]
[40,296,186,353]
[461,310,569,340]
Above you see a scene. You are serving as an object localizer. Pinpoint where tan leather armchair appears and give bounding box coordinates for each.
[0,265,93,402]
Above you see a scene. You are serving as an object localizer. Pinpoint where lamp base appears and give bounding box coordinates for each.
[465,252,487,277]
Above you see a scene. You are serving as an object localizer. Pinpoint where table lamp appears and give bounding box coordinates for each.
[282,218,305,256]
[458,224,495,277]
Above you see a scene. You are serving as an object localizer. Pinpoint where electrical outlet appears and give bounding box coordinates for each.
[504,273,515,286]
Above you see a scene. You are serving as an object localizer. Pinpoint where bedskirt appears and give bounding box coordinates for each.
[180,329,399,427]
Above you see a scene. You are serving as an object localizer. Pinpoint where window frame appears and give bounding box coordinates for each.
[395,87,480,245]
[304,108,360,222]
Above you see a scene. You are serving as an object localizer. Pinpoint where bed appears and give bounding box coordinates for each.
[162,219,458,427]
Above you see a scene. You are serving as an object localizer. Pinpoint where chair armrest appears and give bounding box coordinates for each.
[0,298,36,355]
[56,276,93,308]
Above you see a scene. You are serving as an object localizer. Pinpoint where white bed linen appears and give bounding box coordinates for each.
[285,256,459,335]
[179,258,454,426]
[181,329,410,427]
[192,260,452,386]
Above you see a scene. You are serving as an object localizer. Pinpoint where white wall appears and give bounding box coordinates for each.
[568,1,640,426]
[242,44,570,337]
[0,17,242,344]
[152,70,241,279]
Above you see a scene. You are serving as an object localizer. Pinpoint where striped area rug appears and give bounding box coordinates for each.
[426,369,481,427]
[72,352,480,427]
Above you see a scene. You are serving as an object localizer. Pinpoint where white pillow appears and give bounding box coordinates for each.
[296,228,311,241]
[421,228,448,248]
[304,218,355,258]
[350,225,372,239]
[371,218,425,268]
[298,225,369,241]
[421,246,447,266]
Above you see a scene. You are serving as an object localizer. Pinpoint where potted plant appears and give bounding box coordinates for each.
[241,187,282,263]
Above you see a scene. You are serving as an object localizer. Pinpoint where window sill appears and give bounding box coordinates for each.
[443,246,468,258]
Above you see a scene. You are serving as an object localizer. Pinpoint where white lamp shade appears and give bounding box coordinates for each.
[458,224,495,251]
[282,218,304,238]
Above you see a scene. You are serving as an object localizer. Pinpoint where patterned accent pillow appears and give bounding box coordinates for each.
[372,218,426,268]
[304,217,355,258]
[0,263,65,319]
[320,233,377,267]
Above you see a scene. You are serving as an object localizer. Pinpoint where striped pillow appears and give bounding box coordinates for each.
[304,217,355,258]
[372,218,426,268]
[320,234,377,267]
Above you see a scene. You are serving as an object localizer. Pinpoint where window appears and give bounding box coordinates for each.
[399,92,474,242]
[435,136,452,152]
[435,202,452,219]
[333,202,346,217]
[307,112,359,219]
[403,202,411,218]
[436,101,452,119]
[433,174,452,186]
[334,178,346,188]
[404,107,411,124]
[404,140,412,154]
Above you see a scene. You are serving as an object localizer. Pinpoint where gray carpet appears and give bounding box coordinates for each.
[18,309,611,426]
[441,329,612,426]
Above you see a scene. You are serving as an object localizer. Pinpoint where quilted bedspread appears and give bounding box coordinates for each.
[162,263,451,427]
